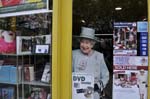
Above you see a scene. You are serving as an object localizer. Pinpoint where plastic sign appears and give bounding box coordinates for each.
[72,73,94,99]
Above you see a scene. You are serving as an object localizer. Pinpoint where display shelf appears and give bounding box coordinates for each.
[0,53,51,56]
[0,82,21,85]
[22,81,50,86]
[0,12,52,99]
[0,9,52,18]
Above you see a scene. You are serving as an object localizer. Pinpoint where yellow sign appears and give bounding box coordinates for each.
[26,0,42,3]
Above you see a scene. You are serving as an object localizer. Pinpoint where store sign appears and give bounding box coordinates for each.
[0,0,50,17]
[72,73,94,99]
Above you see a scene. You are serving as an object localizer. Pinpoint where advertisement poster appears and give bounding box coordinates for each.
[72,73,94,99]
[113,69,148,99]
[0,0,49,14]
[1,0,21,7]
[113,22,148,99]
[113,22,137,55]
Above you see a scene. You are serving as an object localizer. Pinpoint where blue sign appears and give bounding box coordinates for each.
[140,32,148,56]
[137,22,148,32]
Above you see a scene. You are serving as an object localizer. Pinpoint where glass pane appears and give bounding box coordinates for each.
[0,0,52,98]
[72,0,148,99]
[0,13,52,99]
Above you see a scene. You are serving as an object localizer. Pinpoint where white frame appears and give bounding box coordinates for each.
[16,36,32,55]
[35,44,49,54]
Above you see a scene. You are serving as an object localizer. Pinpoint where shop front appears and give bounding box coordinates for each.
[0,0,150,99]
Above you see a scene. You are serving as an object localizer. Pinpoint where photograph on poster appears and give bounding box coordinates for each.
[0,29,16,54]
[126,30,137,50]
[113,28,126,50]
[113,70,148,99]
[113,22,137,51]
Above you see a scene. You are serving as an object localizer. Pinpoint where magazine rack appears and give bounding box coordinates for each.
[0,13,52,99]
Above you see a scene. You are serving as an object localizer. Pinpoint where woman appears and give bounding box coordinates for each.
[72,27,109,99]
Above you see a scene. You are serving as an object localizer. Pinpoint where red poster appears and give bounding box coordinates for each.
[1,0,21,7]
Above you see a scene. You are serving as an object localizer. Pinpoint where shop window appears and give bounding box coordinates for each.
[72,0,148,99]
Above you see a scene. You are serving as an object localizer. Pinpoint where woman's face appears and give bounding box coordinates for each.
[80,38,94,55]
[2,31,15,39]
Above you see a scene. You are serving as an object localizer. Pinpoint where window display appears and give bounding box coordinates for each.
[72,0,147,99]
[113,22,148,99]
[0,13,52,99]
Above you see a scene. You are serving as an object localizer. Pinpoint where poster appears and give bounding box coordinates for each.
[113,22,148,99]
[72,73,94,99]
[113,22,137,55]
[113,69,148,99]
[1,0,21,7]
[0,0,49,14]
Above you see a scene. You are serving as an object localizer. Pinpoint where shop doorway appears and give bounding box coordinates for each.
[72,0,148,99]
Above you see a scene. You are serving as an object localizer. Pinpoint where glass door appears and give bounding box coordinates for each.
[72,0,148,99]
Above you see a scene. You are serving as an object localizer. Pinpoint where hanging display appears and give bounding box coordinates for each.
[113,22,148,99]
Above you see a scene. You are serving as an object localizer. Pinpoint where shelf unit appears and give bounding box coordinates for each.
[0,12,52,99]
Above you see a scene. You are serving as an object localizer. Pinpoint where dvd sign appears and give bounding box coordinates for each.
[73,76,85,81]
[72,73,94,99]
